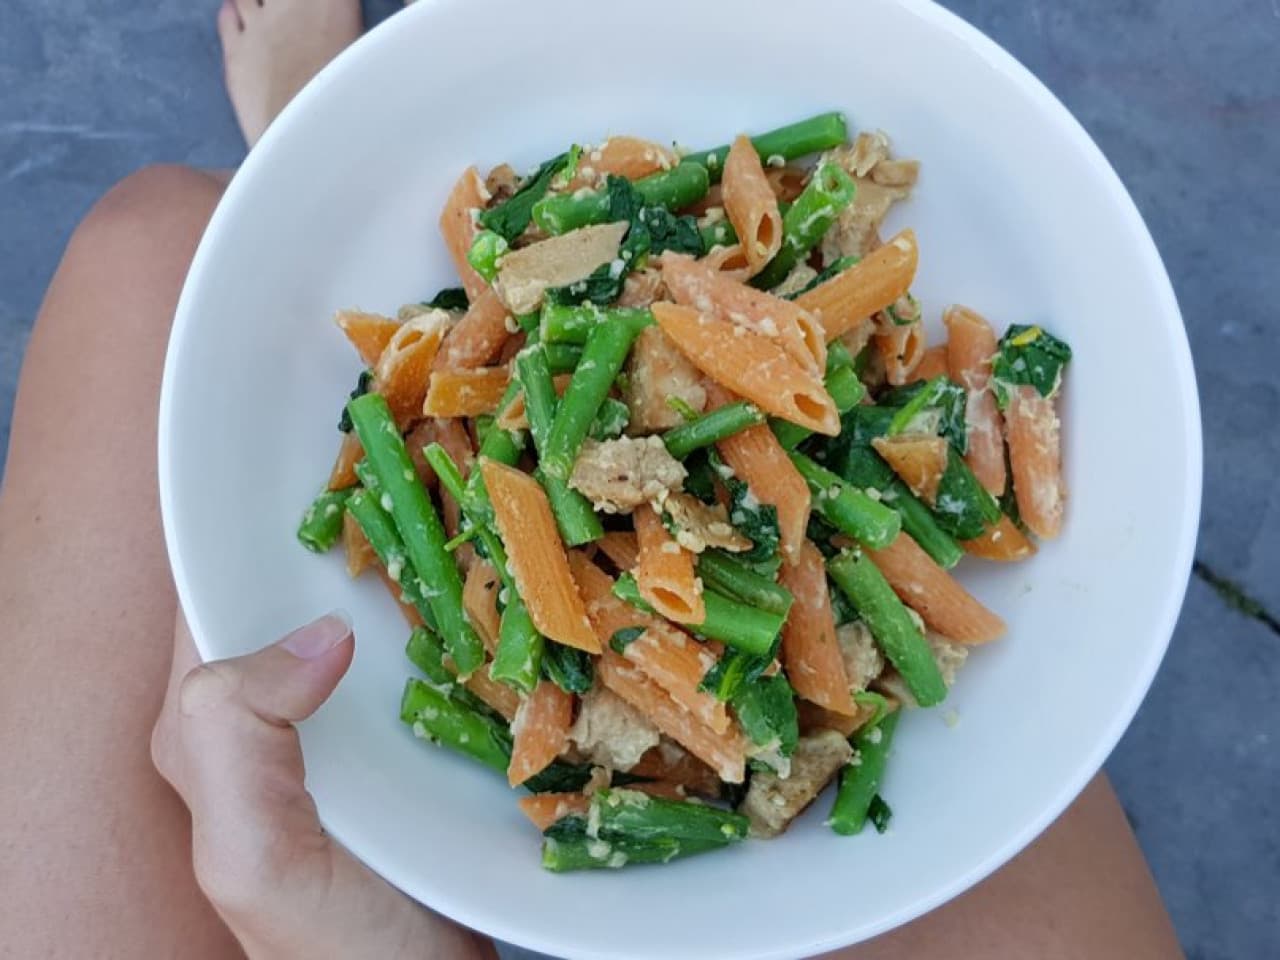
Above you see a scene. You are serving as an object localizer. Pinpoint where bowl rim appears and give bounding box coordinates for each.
[158,0,1202,956]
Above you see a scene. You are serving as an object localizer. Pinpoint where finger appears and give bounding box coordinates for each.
[150,611,202,791]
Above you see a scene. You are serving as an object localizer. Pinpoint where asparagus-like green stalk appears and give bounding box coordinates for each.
[753,163,858,290]
[543,342,584,374]
[465,229,508,282]
[827,550,946,707]
[400,678,512,774]
[698,218,738,250]
[694,550,794,617]
[829,710,900,836]
[297,488,351,553]
[613,573,782,656]
[532,163,710,235]
[539,303,652,345]
[346,489,437,629]
[789,451,901,549]
[347,393,484,677]
[662,401,765,459]
[683,111,849,183]
[404,627,501,721]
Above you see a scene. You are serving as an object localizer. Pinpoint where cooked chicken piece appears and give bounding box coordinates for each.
[659,491,751,553]
[568,435,686,514]
[741,729,853,838]
[494,221,629,315]
[770,262,819,299]
[617,268,667,309]
[570,686,660,771]
[484,163,519,204]
[819,132,919,264]
[623,326,706,432]
[835,621,885,693]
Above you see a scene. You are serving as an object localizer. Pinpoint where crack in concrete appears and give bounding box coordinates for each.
[1192,560,1280,636]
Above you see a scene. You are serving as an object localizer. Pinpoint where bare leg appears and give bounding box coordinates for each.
[0,166,241,956]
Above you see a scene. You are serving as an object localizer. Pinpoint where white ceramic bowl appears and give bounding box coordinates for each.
[158,0,1201,956]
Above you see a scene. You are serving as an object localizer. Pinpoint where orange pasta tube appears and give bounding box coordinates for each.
[434,288,512,370]
[481,459,600,653]
[507,679,574,787]
[336,309,401,367]
[708,383,811,562]
[374,311,450,428]
[653,303,837,435]
[874,319,927,386]
[403,421,441,490]
[911,345,949,383]
[961,515,1036,562]
[779,542,855,715]
[463,559,502,654]
[517,793,591,831]
[699,243,752,282]
[796,228,918,342]
[496,374,571,432]
[764,165,809,202]
[870,435,949,506]
[567,136,678,190]
[722,134,783,275]
[634,505,705,624]
[629,745,722,798]
[342,512,377,578]
[944,305,1006,495]
[463,667,519,721]
[595,530,639,572]
[326,432,362,491]
[422,366,510,418]
[1005,385,1065,539]
[663,255,824,375]
[439,166,491,301]
[867,533,1006,643]
[598,650,747,784]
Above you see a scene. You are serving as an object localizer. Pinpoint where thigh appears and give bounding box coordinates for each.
[0,166,242,958]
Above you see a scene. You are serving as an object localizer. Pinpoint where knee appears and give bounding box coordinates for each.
[74,165,226,256]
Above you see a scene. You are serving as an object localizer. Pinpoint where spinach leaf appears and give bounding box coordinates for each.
[867,794,893,833]
[479,151,573,241]
[542,642,594,694]
[879,378,968,454]
[610,626,644,654]
[698,646,775,702]
[733,674,799,765]
[524,761,595,794]
[784,254,859,300]
[421,287,469,311]
[989,324,1072,409]
[337,369,374,433]
[636,205,704,256]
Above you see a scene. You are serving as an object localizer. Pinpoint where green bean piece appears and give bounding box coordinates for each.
[589,397,631,441]
[347,394,484,677]
[789,451,901,549]
[540,817,719,872]
[927,451,1003,540]
[753,163,858,290]
[346,489,437,630]
[662,401,764,460]
[829,711,900,835]
[466,229,508,282]
[404,628,501,721]
[694,550,794,617]
[613,573,782,656]
[827,550,946,707]
[784,255,860,301]
[885,377,950,437]
[699,218,738,249]
[514,344,603,546]
[539,303,652,345]
[532,163,710,235]
[683,111,849,183]
[541,641,594,694]
[400,678,512,774]
[297,488,351,553]
[542,313,651,482]
[543,342,584,374]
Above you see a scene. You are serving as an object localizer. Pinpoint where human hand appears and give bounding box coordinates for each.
[151,611,495,960]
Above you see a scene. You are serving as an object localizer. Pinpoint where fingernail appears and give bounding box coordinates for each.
[281,610,353,659]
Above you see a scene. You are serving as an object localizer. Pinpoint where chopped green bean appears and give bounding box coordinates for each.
[683,112,849,183]
[663,401,765,459]
[829,710,900,835]
[297,488,351,553]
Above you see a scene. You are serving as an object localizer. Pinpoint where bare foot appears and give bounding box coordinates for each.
[217,0,362,148]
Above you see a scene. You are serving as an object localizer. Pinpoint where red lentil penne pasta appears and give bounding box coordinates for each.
[336,309,401,367]
[422,366,511,418]
[780,542,856,715]
[634,505,705,624]
[507,679,574,787]
[1004,385,1066,539]
[463,666,520,722]
[326,432,363,491]
[764,165,810,202]
[945,305,1007,495]
[722,134,784,275]
[870,434,949,506]
[595,530,640,572]
[342,511,378,578]
[910,344,950,383]
[374,310,451,428]
[699,242,752,282]
[517,793,591,831]
[961,515,1037,562]
[796,228,918,342]
[435,287,513,370]
[628,745,723,798]
[873,318,926,386]
[463,558,502,654]
[566,136,678,190]
[425,416,477,573]
[439,166,491,301]
[375,566,425,629]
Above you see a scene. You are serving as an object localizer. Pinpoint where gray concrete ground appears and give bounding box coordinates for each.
[1,1,1276,957]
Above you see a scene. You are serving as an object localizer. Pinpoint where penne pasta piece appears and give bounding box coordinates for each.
[911,344,950,383]
[439,166,492,301]
[867,532,1006,644]
[463,558,503,654]
[764,165,810,203]
[566,136,678,190]
[870,434,949,506]
[595,530,639,573]
[424,416,477,573]
[496,374,571,432]
[422,366,511,418]
[795,699,880,738]
[722,134,784,275]
[873,319,926,386]
[707,383,812,562]
[434,288,512,370]
[403,421,441,490]
[628,743,723,798]
[507,679,575,787]
[1005,385,1065,539]
[961,514,1037,562]
[336,309,401,367]
[796,228,918,342]
[653,303,838,435]
[481,459,601,653]
[663,255,825,375]
[779,542,856,715]
[634,505,705,624]
[327,432,363,491]
[944,305,1006,495]
[463,665,520,722]
[374,309,452,428]
[598,649,747,784]
[342,511,377,578]
[699,243,752,282]
[517,793,591,831]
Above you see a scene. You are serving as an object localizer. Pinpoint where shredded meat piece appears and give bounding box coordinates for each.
[819,132,919,264]
[568,436,686,514]
[494,221,628,315]
[659,491,751,553]
[835,621,885,693]
[570,686,660,771]
[484,163,519,204]
[623,326,705,432]
[741,730,853,838]
[771,262,819,299]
